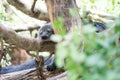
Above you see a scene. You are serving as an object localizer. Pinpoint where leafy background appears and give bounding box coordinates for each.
[0,0,120,80]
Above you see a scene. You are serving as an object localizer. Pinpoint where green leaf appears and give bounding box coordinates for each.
[114,19,120,34]
[50,34,63,42]
[53,17,63,28]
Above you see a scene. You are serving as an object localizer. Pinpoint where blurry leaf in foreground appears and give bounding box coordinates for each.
[114,19,120,34]
[50,34,63,42]
[53,17,63,29]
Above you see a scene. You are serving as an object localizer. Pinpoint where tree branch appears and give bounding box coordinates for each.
[87,10,117,20]
[0,68,67,80]
[13,23,41,32]
[0,23,56,52]
[7,0,50,21]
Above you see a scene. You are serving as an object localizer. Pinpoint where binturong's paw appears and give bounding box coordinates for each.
[46,62,56,71]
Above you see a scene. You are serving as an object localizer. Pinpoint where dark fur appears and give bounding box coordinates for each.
[81,19,106,32]
[0,57,55,74]
[36,23,56,71]
[93,22,106,32]
[36,23,54,40]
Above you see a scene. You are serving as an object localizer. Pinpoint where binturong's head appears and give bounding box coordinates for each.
[36,23,54,40]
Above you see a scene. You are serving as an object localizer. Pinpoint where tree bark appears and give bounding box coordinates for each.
[0,68,67,80]
[45,0,82,34]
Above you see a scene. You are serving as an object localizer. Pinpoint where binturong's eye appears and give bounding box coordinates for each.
[39,30,43,35]
[47,29,50,33]
[40,32,42,35]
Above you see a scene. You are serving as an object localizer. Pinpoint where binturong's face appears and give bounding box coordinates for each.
[36,23,54,40]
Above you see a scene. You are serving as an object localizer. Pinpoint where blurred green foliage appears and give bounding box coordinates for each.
[51,0,120,80]
[53,17,66,36]
[52,19,120,80]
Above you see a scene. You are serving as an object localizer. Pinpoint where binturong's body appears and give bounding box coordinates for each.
[0,23,56,74]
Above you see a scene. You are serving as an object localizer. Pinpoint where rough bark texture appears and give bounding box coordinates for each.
[0,68,67,80]
[45,0,82,34]
[7,0,49,21]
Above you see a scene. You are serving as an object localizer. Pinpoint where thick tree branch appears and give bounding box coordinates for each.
[7,0,49,21]
[45,0,82,34]
[0,68,67,80]
[13,23,41,32]
[0,23,56,52]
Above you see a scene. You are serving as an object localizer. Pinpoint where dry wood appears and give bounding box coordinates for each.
[0,68,67,80]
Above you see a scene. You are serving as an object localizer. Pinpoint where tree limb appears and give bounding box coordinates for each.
[13,23,41,32]
[0,23,56,52]
[87,10,117,20]
[0,68,67,80]
[7,0,50,21]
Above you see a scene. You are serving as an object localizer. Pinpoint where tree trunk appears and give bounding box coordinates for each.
[45,0,82,34]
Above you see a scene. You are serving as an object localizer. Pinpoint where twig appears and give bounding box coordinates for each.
[0,38,4,62]
[31,0,37,13]
[35,54,46,80]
